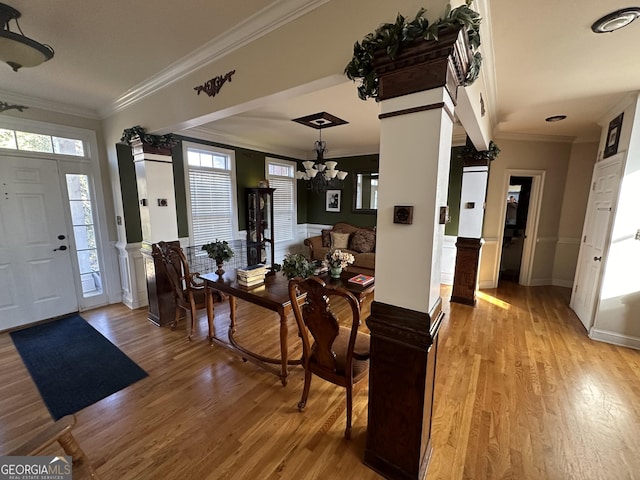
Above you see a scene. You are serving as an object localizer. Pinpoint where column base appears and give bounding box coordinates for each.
[451,237,484,306]
[364,300,444,479]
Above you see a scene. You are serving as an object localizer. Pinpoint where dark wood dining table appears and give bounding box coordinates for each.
[200,269,374,386]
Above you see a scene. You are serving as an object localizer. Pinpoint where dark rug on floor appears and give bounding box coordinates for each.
[10,314,148,420]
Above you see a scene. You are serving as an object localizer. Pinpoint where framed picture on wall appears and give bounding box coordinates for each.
[326,189,341,212]
[604,113,623,158]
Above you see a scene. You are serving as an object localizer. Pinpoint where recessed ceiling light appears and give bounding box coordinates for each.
[545,115,567,122]
[591,7,640,33]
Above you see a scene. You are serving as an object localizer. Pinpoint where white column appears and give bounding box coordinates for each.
[375,88,454,314]
[458,164,489,238]
[132,138,178,243]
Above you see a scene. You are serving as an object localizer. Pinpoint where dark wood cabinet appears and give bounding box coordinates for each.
[246,187,275,271]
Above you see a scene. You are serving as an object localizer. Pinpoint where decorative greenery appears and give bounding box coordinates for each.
[344,0,482,101]
[120,125,177,149]
[456,137,500,162]
[202,240,234,262]
[280,253,316,280]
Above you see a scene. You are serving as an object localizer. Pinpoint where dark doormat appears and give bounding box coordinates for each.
[10,314,148,420]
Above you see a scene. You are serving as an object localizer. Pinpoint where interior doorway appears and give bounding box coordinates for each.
[497,170,544,287]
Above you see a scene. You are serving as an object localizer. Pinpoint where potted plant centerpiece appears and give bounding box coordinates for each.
[202,240,234,275]
[279,253,316,280]
[326,249,355,278]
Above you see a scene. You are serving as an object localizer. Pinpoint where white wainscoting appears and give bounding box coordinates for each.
[116,241,148,309]
[305,223,333,239]
[477,236,581,289]
[441,235,457,285]
[552,237,581,288]
[478,237,500,289]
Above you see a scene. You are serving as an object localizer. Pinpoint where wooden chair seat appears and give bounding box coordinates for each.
[312,326,370,376]
[288,276,371,439]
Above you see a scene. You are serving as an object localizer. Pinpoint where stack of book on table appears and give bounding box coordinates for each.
[236,264,268,288]
[347,274,374,287]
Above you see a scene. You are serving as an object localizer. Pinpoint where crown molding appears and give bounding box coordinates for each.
[320,146,380,159]
[182,126,306,159]
[181,126,380,160]
[494,131,577,144]
[0,89,99,120]
[476,0,497,133]
[101,0,330,119]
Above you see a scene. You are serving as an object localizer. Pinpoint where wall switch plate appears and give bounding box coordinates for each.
[439,206,450,224]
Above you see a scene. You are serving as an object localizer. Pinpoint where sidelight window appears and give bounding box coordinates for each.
[66,174,102,297]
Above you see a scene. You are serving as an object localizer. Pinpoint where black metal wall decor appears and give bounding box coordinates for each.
[194,70,236,98]
[0,100,27,113]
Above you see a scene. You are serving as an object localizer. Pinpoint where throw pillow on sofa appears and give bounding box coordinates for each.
[321,229,332,247]
[350,229,376,253]
[330,232,351,249]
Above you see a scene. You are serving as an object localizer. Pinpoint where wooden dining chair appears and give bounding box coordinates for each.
[157,241,207,340]
[288,276,371,439]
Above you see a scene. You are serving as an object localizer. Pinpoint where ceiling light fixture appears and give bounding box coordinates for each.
[293,113,349,193]
[294,120,348,193]
[545,115,567,122]
[0,2,54,71]
[591,7,640,33]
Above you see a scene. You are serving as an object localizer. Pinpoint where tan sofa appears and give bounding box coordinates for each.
[304,222,376,276]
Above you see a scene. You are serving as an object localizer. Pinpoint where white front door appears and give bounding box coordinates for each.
[570,155,622,331]
[0,156,78,330]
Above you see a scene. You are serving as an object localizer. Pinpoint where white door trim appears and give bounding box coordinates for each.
[494,169,545,287]
[0,116,119,310]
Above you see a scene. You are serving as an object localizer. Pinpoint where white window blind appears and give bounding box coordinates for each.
[187,146,235,246]
[267,159,295,242]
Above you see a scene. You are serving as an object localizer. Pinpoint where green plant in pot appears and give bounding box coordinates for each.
[280,253,316,280]
[456,137,500,162]
[344,0,482,101]
[202,240,234,275]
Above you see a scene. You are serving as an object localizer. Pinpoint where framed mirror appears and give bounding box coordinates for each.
[352,171,379,214]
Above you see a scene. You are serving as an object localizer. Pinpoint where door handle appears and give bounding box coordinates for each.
[593,256,602,261]
[54,245,68,251]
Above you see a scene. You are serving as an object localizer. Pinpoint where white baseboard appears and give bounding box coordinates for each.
[552,279,574,288]
[589,329,640,350]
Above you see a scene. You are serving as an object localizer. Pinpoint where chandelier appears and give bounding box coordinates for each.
[294,121,348,193]
[0,2,54,72]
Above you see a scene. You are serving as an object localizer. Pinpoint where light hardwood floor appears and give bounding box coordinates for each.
[1,282,639,479]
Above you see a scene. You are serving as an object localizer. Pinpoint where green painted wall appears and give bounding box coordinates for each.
[170,144,189,238]
[116,143,143,242]
[115,141,463,241]
[301,154,378,227]
[445,147,464,236]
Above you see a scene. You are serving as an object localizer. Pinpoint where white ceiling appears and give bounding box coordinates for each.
[1,0,639,158]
